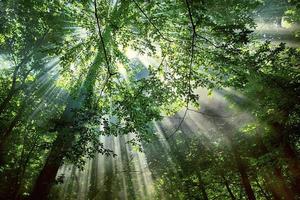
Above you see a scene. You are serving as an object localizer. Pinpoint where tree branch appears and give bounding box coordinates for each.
[166,0,196,140]
[94,0,114,76]
[132,0,173,43]
[165,108,188,140]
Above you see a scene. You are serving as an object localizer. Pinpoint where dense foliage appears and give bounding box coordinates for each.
[0,0,299,200]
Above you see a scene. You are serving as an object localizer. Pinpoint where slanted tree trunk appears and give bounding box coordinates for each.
[254,130,295,200]
[254,178,271,200]
[212,112,256,200]
[222,175,236,200]
[271,122,300,197]
[29,88,91,200]
[29,48,104,199]
[0,64,63,166]
[0,62,24,115]
[29,1,129,198]
[260,166,294,200]
[13,140,38,200]
[224,127,256,200]
[231,146,256,200]
[282,142,300,196]
[29,128,74,200]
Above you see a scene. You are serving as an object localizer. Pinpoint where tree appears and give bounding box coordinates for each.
[0,0,299,200]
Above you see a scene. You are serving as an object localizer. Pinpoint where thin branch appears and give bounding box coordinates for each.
[94,0,114,76]
[165,107,188,140]
[186,0,196,105]
[186,0,196,35]
[166,0,196,140]
[99,74,110,97]
[132,0,173,43]
[94,0,118,102]
[196,34,219,48]
[157,54,166,70]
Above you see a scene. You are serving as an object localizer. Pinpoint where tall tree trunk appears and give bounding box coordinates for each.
[28,2,128,197]
[224,126,256,200]
[103,151,113,200]
[212,114,256,200]
[283,142,300,196]
[88,155,99,199]
[29,128,73,200]
[254,130,295,200]
[0,64,65,166]
[260,167,294,200]
[119,135,136,200]
[272,122,300,196]
[29,50,103,199]
[232,148,256,200]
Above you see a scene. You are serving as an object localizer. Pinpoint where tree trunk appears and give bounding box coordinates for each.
[196,171,208,200]
[225,128,256,200]
[0,28,50,115]
[119,135,136,199]
[254,130,295,200]
[282,139,300,195]
[88,155,99,199]
[260,167,294,200]
[29,129,73,200]
[233,149,256,200]
[272,122,300,196]
[29,50,103,199]
[28,2,128,196]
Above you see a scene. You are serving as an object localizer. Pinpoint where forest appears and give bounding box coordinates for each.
[0,0,299,199]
